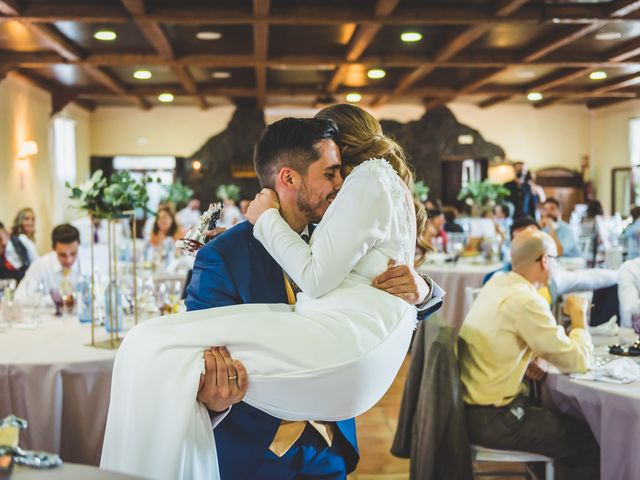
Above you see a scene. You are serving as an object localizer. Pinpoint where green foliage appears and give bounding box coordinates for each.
[413,180,430,203]
[216,184,241,202]
[457,180,510,208]
[66,170,158,218]
[162,180,194,210]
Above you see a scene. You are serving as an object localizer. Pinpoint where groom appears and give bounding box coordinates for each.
[186,117,442,479]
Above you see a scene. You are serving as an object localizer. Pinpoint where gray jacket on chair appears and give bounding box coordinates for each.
[391,316,473,480]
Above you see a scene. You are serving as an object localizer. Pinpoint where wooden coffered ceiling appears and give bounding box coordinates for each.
[2,0,640,112]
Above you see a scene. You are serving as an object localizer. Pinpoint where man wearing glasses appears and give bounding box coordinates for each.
[459,229,600,479]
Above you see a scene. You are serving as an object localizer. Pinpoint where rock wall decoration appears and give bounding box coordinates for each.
[380,106,504,201]
[185,104,504,204]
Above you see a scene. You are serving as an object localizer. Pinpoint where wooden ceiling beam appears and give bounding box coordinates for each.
[478,95,512,108]
[371,0,530,108]
[253,0,270,109]
[587,97,634,109]
[522,22,607,62]
[10,4,640,26]
[82,65,127,95]
[607,37,640,62]
[608,0,640,18]
[591,71,640,94]
[325,0,400,95]
[121,0,206,108]
[25,23,85,61]
[0,0,20,16]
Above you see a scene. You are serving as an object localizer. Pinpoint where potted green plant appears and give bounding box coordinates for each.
[216,184,241,202]
[413,180,430,203]
[457,180,509,216]
[162,180,194,210]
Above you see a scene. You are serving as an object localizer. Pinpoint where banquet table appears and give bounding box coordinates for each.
[419,260,501,332]
[0,318,120,466]
[10,463,144,479]
[545,329,640,480]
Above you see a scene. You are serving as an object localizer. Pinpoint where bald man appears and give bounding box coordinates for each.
[459,230,600,479]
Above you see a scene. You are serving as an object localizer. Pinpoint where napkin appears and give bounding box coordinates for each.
[588,316,619,336]
[572,358,640,384]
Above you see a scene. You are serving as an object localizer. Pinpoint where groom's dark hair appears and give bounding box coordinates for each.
[253,117,338,188]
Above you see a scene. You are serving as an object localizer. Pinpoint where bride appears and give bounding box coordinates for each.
[101,104,429,480]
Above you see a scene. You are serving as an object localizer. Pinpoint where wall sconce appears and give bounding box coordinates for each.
[17,140,38,189]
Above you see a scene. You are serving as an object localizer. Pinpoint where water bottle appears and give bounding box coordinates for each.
[104,281,123,333]
[76,276,92,324]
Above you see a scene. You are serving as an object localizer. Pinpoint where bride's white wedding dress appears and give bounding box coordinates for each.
[101,158,417,480]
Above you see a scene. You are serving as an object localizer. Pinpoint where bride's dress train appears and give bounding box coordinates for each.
[101,159,417,480]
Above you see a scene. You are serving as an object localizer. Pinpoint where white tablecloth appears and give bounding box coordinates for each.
[419,261,501,332]
[545,329,640,480]
[0,319,119,465]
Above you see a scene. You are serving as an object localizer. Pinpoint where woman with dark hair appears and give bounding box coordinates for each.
[150,205,183,247]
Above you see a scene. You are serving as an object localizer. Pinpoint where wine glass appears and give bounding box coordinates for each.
[50,287,63,317]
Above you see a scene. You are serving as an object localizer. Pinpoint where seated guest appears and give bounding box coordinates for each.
[15,224,86,303]
[460,229,599,478]
[3,225,38,283]
[176,197,201,230]
[150,205,183,247]
[484,216,618,301]
[0,222,25,281]
[423,208,447,252]
[624,206,640,259]
[619,257,640,328]
[442,207,464,233]
[11,207,37,247]
[540,197,580,257]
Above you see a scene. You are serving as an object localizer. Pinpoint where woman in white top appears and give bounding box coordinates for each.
[102,106,428,480]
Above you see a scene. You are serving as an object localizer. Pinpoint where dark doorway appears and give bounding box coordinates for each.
[440,157,488,211]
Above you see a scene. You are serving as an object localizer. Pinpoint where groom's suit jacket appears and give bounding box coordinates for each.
[185,221,359,478]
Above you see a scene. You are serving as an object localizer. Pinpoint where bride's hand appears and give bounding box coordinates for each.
[246,188,280,224]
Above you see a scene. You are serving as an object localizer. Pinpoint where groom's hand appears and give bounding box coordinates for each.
[198,347,248,414]
[372,260,429,305]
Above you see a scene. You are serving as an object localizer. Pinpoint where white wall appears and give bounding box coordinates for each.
[591,100,640,214]
[90,105,237,157]
[0,76,91,252]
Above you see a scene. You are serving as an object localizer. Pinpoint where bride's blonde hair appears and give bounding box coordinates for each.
[315,103,428,265]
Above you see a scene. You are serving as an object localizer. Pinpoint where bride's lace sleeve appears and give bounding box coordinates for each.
[253,162,395,299]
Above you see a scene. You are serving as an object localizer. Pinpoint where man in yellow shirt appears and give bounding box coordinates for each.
[459,229,600,479]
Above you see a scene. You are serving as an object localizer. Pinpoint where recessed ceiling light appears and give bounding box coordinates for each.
[595,31,622,41]
[589,71,608,80]
[158,93,174,103]
[211,71,231,79]
[345,92,362,103]
[94,30,116,41]
[516,70,536,79]
[401,32,422,42]
[367,68,386,79]
[196,31,222,40]
[527,92,543,102]
[133,70,152,80]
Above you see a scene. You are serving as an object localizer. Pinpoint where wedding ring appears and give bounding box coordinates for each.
[228,375,238,381]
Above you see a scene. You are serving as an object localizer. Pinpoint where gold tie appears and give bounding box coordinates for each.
[267,268,334,457]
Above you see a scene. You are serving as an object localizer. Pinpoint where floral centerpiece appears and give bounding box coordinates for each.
[66,170,156,218]
[457,180,509,216]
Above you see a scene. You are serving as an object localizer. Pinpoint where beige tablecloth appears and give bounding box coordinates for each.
[0,320,118,466]
[419,261,501,332]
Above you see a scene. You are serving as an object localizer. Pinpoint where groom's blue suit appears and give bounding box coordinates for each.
[185,221,358,479]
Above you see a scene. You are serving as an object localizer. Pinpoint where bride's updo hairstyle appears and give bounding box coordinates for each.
[315,103,428,265]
